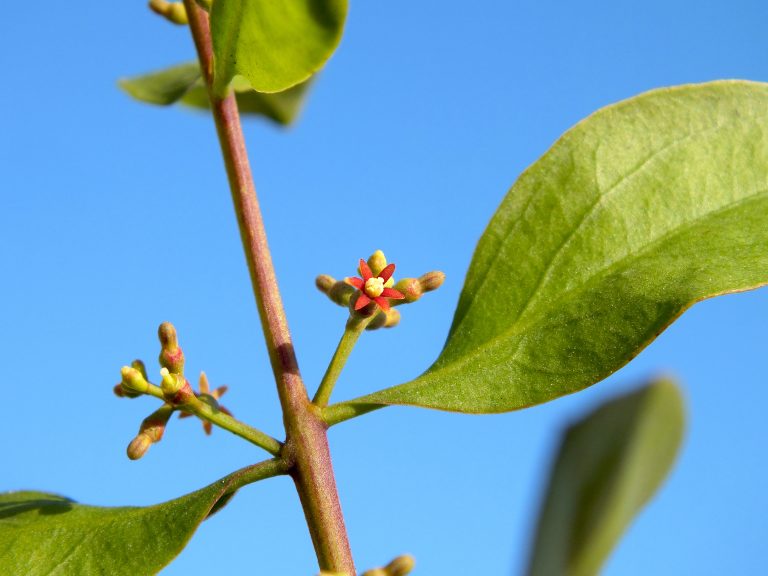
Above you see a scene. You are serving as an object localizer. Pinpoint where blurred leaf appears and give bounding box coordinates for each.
[526,378,685,576]
[211,0,347,95]
[120,63,310,125]
[119,62,200,105]
[0,461,282,575]
[336,80,768,413]
[181,76,311,125]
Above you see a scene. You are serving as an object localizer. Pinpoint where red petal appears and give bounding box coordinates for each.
[213,385,228,399]
[381,287,404,299]
[346,276,364,289]
[359,259,373,281]
[374,297,390,311]
[203,421,212,435]
[354,293,372,310]
[179,411,192,419]
[379,263,396,282]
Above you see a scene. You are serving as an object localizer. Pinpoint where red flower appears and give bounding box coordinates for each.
[346,259,405,311]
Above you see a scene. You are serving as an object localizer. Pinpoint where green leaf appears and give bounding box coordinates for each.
[211,0,347,95]
[0,460,284,575]
[119,62,201,106]
[526,378,685,576]
[119,63,310,125]
[181,76,311,125]
[335,80,768,414]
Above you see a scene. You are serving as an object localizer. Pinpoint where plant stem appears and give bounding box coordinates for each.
[181,396,283,455]
[313,315,372,407]
[183,3,356,573]
[224,457,291,494]
[322,401,384,427]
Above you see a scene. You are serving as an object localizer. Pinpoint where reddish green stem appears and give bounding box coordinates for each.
[183,3,355,573]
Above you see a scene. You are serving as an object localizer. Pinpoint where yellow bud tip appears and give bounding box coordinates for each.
[365,277,385,298]
[160,368,182,394]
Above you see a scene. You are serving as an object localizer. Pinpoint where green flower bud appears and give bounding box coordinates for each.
[148,0,188,25]
[367,250,388,276]
[121,366,150,394]
[394,278,422,303]
[316,274,336,294]
[366,308,400,330]
[386,555,416,576]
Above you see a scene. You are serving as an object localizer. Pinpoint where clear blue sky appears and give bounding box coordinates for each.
[2,1,767,574]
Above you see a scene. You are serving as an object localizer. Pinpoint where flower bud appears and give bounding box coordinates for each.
[367,250,388,276]
[330,281,356,306]
[366,308,400,330]
[361,570,387,576]
[121,366,150,394]
[419,271,445,293]
[158,322,185,374]
[316,274,336,294]
[127,433,152,460]
[148,0,188,25]
[131,359,148,379]
[393,278,422,303]
[386,555,415,576]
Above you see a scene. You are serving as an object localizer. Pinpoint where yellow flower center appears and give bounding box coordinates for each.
[364,277,385,298]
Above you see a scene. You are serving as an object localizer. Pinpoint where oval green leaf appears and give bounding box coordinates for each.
[336,80,768,414]
[211,0,347,95]
[0,460,284,575]
[527,378,685,576]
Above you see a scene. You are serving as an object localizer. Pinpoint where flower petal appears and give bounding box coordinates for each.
[379,263,396,282]
[346,276,365,289]
[354,293,372,310]
[203,421,212,435]
[374,297,391,311]
[381,287,405,299]
[358,259,373,281]
[212,385,228,399]
[178,411,193,419]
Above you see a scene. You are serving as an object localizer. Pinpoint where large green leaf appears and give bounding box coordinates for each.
[527,378,685,576]
[0,460,284,575]
[119,63,310,125]
[333,80,768,415]
[211,0,347,95]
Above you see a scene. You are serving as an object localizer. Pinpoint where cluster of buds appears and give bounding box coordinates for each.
[115,322,231,459]
[316,250,445,330]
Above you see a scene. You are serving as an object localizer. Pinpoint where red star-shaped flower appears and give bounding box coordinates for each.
[346,259,405,311]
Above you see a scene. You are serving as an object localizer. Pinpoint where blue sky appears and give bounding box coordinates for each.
[2,1,767,574]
